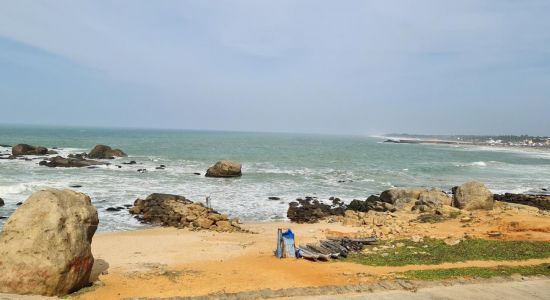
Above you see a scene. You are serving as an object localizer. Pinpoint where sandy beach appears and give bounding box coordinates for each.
[77,208,550,299]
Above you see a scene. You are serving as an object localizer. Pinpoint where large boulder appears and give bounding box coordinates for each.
[38,156,105,168]
[453,181,494,210]
[87,145,127,159]
[0,189,98,296]
[12,144,48,156]
[379,187,428,208]
[205,160,242,177]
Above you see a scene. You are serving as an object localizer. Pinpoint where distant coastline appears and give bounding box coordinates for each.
[382,134,550,149]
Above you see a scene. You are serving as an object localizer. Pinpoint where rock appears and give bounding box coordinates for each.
[87,145,127,159]
[0,198,3,206]
[494,193,550,210]
[487,231,502,237]
[193,172,201,175]
[460,216,472,223]
[16,202,22,206]
[205,160,242,177]
[0,189,98,296]
[419,188,452,206]
[380,188,427,208]
[410,235,424,243]
[287,197,346,223]
[453,181,494,210]
[47,150,58,155]
[70,184,83,188]
[122,160,137,165]
[444,238,462,246]
[129,193,242,232]
[137,169,147,173]
[12,144,48,156]
[105,207,121,212]
[268,197,281,200]
[39,156,105,168]
[194,217,214,229]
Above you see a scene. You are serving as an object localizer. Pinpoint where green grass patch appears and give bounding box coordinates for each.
[400,264,550,280]
[345,239,550,266]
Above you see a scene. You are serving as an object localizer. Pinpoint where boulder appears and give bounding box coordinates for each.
[11,144,48,156]
[0,197,4,206]
[379,187,428,208]
[0,189,98,296]
[39,156,105,168]
[87,145,127,159]
[205,160,242,177]
[453,181,493,210]
[412,188,453,213]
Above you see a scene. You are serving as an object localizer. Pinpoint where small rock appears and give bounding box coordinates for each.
[105,207,120,212]
[487,231,502,237]
[460,216,472,223]
[268,197,281,200]
[16,202,23,206]
[193,172,201,175]
[69,185,83,188]
[0,198,4,206]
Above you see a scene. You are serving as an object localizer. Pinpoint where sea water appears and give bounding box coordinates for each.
[1,124,549,232]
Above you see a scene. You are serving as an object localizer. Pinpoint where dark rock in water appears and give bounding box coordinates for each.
[193,172,201,175]
[0,216,6,219]
[12,144,48,156]
[137,169,147,173]
[116,165,122,168]
[129,193,242,232]
[542,188,548,192]
[123,204,132,208]
[7,155,17,160]
[287,197,346,223]
[105,207,120,212]
[116,206,125,210]
[156,166,165,170]
[87,166,98,169]
[88,145,127,159]
[205,160,242,177]
[69,184,83,188]
[494,193,550,210]
[39,156,105,168]
[0,144,12,147]
[122,160,137,165]
[0,198,4,206]
[268,197,281,200]
[16,202,22,206]
[47,150,58,155]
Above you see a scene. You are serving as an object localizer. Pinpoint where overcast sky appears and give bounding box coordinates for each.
[0,1,549,135]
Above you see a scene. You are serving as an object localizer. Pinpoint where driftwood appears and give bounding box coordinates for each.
[298,236,377,262]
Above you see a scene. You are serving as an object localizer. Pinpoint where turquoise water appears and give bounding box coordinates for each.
[1,124,549,232]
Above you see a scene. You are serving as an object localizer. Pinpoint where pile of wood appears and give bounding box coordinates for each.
[298,236,377,261]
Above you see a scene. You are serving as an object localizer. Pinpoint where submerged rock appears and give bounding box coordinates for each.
[12,144,48,156]
[0,189,98,296]
[87,144,127,159]
[453,181,493,210]
[205,160,242,177]
[129,193,242,232]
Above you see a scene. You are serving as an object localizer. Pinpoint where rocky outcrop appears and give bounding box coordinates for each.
[494,193,550,210]
[287,197,346,223]
[347,195,396,213]
[129,193,242,232]
[379,187,428,208]
[39,156,105,168]
[87,145,127,159]
[11,144,48,156]
[453,181,493,210]
[205,160,242,177]
[0,189,98,296]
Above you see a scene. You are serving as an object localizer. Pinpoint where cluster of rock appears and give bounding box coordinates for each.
[494,193,550,211]
[287,196,346,223]
[287,181,494,225]
[205,160,242,177]
[129,193,242,232]
[0,189,98,296]
[39,156,105,168]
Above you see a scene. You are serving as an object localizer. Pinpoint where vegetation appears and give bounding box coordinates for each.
[400,264,550,280]
[345,239,550,266]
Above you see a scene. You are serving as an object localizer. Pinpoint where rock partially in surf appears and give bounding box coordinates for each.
[453,181,493,210]
[47,150,59,155]
[268,197,281,200]
[287,197,346,223]
[494,193,550,210]
[122,160,137,165]
[205,160,242,177]
[87,145,127,159]
[129,193,243,232]
[68,153,88,159]
[0,198,4,206]
[39,156,105,168]
[0,189,98,296]
[12,144,48,156]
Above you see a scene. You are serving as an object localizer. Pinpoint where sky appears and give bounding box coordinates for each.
[0,1,549,135]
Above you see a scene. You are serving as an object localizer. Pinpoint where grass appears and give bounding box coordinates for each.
[400,264,550,280]
[345,239,550,266]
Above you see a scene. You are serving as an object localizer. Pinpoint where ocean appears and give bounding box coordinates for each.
[1,124,549,232]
